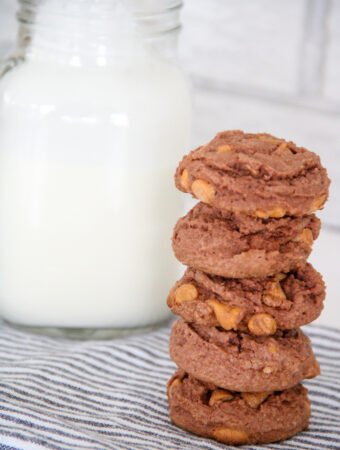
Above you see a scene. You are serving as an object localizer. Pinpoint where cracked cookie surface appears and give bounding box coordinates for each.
[175,130,330,217]
[169,319,319,392]
[172,202,320,278]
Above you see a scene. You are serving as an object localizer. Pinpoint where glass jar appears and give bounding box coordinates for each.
[0,0,191,338]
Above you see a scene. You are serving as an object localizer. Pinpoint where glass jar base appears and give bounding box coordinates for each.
[4,318,171,340]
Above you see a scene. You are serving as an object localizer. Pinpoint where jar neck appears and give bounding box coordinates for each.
[16,0,183,66]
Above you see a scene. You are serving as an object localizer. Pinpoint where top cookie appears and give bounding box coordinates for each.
[175,130,330,217]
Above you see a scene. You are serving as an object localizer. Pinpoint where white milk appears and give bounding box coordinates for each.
[0,32,191,328]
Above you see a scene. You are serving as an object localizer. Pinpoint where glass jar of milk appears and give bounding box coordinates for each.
[0,0,191,338]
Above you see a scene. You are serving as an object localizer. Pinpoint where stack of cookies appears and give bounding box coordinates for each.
[166,130,330,445]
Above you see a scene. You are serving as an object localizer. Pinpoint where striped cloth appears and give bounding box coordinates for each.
[0,320,339,450]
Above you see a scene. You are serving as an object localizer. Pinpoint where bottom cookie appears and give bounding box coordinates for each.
[167,370,310,446]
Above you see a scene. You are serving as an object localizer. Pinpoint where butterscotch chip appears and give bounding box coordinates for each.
[293,228,313,245]
[255,207,285,219]
[266,281,286,298]
[175,284,198,304]
[168,377,181,397]
[248,313,277,336]
[310,194,327,213]
[273,272,286,281]
[268,343,277,354]
[191,179,215,203]
[213,427,249,445]
[277,142,294,155]
[302,228,314,245]
[180,169,189,190]
[241,391,272,408]
[262,281,286,307]
[257,135,281,143]
[216,144,232,153]
[207,300,243,331]
[209,389,234,406]
[262,294,283,307]
[169,377,181,388]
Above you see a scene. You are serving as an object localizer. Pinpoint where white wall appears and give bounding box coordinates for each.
[0,0,16,55]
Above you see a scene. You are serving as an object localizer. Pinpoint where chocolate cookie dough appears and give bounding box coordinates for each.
[175,130,330,217]
[167,129,330,445]
[173,202,320,278]
[168,370,310,446]
[169,319,319,392]
[168,264,325,333]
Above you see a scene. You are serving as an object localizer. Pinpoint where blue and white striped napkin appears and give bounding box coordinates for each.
[0,320,339,449]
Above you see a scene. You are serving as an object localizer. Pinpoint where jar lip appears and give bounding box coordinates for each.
[17,0,183,22]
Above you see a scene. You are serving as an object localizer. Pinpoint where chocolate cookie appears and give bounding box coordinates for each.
[168,264,325,334]
[169,319,319,392]
[172,202,320,278]
[175,130,330,217]
[168,370,310,446]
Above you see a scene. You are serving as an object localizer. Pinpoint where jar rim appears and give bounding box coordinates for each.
[17,0,184,21]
